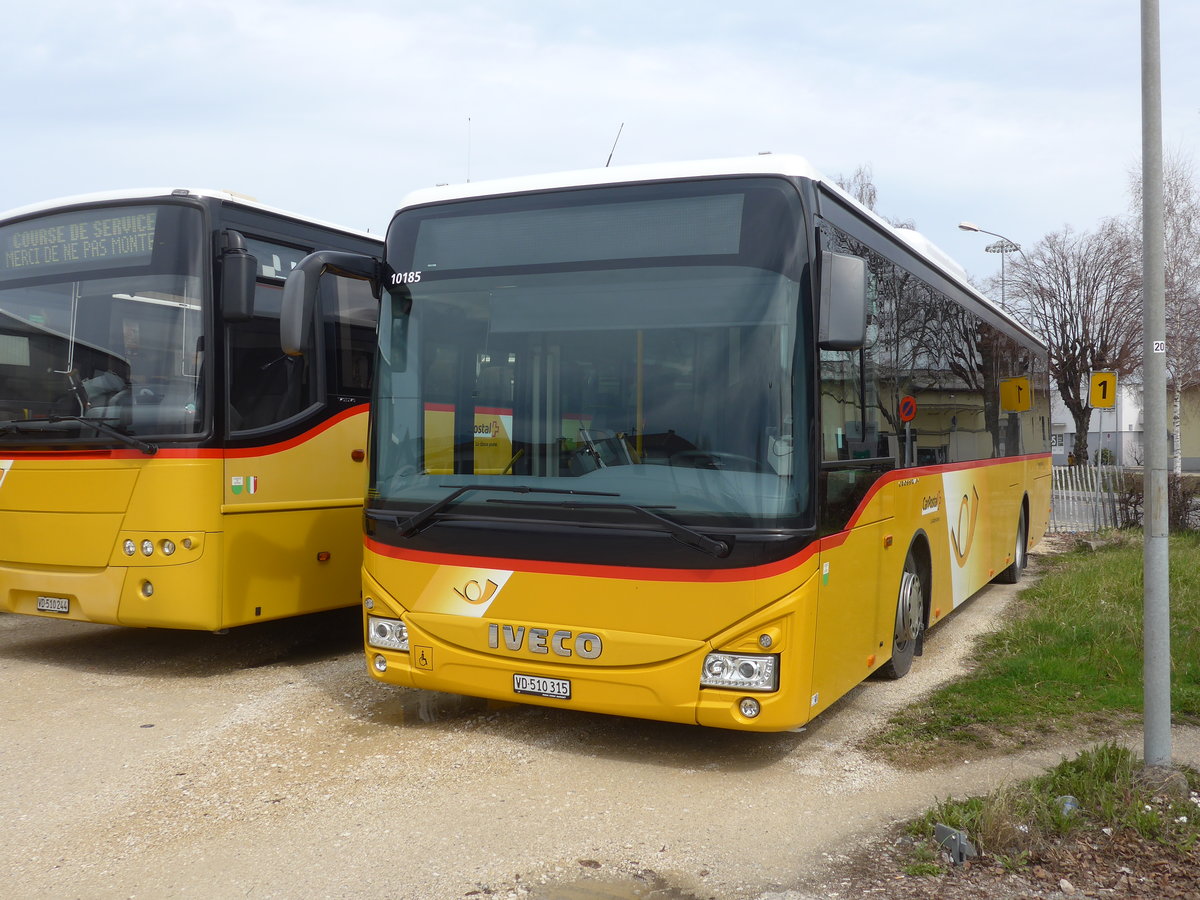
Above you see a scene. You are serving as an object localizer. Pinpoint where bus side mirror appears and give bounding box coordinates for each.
[818,251,867,350]
[221,230,258,322]
[281,250,384,356]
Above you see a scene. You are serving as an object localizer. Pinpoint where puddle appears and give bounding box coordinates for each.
[521,871,711,899]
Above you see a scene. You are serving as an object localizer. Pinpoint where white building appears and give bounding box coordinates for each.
[1050,381,1144,467]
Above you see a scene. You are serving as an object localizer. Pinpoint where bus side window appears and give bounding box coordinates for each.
[819,347,876,461]
[227,281,319,432]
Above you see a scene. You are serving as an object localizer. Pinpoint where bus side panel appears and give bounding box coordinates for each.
[222,506,364,625]
[816,455,1054,693]
[1029,457,1052,549]
[904,455,1053,638]
[810,519,889,718]
[220,408,368,627]
[940,459,1028,609]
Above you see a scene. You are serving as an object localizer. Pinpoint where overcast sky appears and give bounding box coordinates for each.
[3,1,1197,287]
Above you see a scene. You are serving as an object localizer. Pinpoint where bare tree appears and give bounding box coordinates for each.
[836,164,878,211]
[835,164,916,229]
[1130,152,1200,473]
[1005,220,1143,465]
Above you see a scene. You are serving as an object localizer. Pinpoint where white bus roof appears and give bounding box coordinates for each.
[397,155,1031,337]
[400,154,828,208]
[0,187,377,241]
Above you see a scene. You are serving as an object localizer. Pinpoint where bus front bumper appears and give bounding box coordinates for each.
[363,614,814,733]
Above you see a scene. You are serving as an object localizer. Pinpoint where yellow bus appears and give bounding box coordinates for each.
[282,156,1051,731]
[0,189,380,630]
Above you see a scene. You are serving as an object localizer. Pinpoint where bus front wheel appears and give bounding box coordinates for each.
[879,553,923,680]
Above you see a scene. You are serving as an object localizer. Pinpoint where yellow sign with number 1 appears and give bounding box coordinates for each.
[999,376,1032,413]
[1089,371,1117,409]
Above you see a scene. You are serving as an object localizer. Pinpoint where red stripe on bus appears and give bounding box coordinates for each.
[0,405,368,461]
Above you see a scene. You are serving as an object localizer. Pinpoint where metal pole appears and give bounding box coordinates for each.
[1141,0,1172,768]
[1000,249,1006,308]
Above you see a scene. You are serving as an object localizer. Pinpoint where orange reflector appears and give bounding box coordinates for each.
[866,654,876,667]
[351,449,366,462]
[317,551,332,562]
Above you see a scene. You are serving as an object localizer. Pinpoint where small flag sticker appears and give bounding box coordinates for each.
[231,476,259,495]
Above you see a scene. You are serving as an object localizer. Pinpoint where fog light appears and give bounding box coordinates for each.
[141,539,154,557]
[739,697,761,718]
[367,616,409,651]
[373,654,388,672]
[123,539,137,556]
[160,539,176,556]
[141,580,154,598]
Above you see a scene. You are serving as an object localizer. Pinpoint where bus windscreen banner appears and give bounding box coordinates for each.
[1,207,158,280]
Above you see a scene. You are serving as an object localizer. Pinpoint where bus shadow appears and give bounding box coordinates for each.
[0,606,362,679]
[344,682,821,771]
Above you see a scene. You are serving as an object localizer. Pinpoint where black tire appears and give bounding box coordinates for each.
[995,510,1028,585]
[879,552,924,680]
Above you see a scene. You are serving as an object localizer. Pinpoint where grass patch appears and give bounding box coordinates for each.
[902,743,1200,870]
[873,532,1200,759]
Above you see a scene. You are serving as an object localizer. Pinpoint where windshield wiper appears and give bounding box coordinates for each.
[367,483,621,538]
[486,498,731,559]
[0,416,158,455]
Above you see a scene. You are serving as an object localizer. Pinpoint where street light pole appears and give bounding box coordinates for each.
[958,222,1021,308]
[1140,0,1172,771]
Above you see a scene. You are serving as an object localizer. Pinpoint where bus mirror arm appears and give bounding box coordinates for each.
[817,250,868,351]
[281,250,384,357]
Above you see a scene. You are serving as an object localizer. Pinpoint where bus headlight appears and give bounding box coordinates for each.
[367,616,409,652]
[700,652,778,692]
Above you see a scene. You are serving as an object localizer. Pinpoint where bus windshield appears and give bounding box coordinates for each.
[370,177,813,533]
[0,204,205,443]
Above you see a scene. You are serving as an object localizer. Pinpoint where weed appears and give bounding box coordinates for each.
[994,849,1031,872]
[900,841,945,877]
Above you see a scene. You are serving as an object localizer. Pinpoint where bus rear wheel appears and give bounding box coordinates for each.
[880,553,923,680]
[996,509,1028,585]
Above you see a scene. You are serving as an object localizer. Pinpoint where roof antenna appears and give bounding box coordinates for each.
[605,123,624,167]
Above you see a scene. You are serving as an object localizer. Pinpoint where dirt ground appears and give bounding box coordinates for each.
[1,540,1196,900]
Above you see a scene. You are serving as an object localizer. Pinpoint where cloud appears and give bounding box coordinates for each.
[2,0,1197,281]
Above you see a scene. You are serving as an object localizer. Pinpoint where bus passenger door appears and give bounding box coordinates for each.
[222,246,375,626]
[809,330,895,714]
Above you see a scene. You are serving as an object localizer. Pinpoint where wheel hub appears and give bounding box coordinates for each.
[896,570,923,644]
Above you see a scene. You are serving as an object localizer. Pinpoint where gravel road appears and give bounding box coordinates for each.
[2,543,1196,900]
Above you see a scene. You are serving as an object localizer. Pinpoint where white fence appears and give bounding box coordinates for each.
[1049,465,1127,533]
